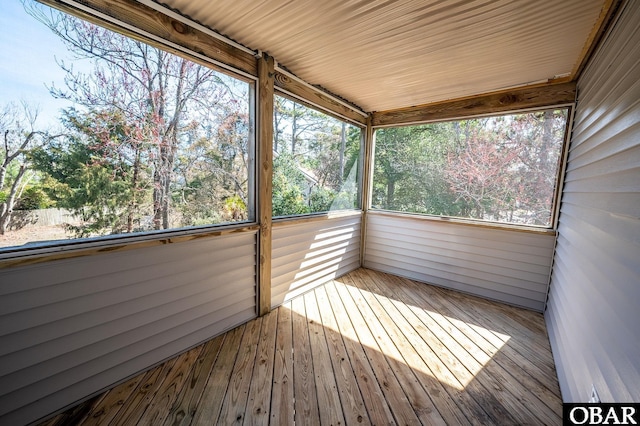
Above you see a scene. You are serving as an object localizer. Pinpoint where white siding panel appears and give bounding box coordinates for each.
[271,215,361,308]
[364,213,555,311]
[546,0,640,403]
[0,232,257,425]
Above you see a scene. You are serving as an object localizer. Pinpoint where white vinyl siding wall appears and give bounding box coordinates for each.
[545,0,640,403]
[364,212,555,311]
[0,232,257,425]
[271,214,361,308]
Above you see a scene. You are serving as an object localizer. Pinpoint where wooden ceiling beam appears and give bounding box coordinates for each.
[274,70,368,126]
[371,82,577,127]
[38,0,258,77]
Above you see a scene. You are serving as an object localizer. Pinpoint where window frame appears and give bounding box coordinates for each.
[0,1,259,262]
[369,104,574,232]
[271,90,366,222]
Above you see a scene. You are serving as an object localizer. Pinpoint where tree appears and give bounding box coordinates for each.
[273,96,330,158]
[444,123,522,221]
[373,124,464,215]
[443,111,566,225]
[272,151,310,216]
[0,102,48,235]
[373,126,417,209]
[176,106,251,225]
[28,3,236,230]
[22,2,251,236]
[272,96,363,215]
[511,110,566,225]
[31,108,152,237]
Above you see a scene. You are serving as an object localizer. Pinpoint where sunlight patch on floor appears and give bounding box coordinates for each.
[287,280,510,391]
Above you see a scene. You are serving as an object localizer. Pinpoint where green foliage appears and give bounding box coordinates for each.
[223,195,247,221]
[30,109,151,237]
[272,152,310,216]
[176,119,251,227]
[272,96,362,216]
[309,187,336,213]
[15,187,54,210]
[373,124,466,215]
[31,144,129,236]
[372,110,567,226]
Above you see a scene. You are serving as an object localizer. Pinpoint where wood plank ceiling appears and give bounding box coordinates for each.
[156,0,609,113]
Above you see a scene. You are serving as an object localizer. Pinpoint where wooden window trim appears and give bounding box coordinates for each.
[274,69,368,126]
[274,90,366,129]
[38,0,258,78]
[371,82,576,128]
[0,223,260,270]
[367,210,557,236]
[0,0,260,267]
[272,210,362,228]
[369,105,574,232]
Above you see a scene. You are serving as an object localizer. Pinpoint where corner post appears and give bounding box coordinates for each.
[359,115,374,266]
[257,53,274,316]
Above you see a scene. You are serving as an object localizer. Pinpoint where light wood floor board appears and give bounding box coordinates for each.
[291,295,321,425]
[244,310,278,426]
[269,302,294,425]
[38,268,562,425]
[315,284,395,425]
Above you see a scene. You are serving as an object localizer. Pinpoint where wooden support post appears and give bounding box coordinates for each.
[257,54,275,316]
[359,116,374,266]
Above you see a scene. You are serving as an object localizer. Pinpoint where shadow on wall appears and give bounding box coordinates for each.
[270,214,361,308]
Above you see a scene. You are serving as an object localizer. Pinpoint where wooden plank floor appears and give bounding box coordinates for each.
[40,268,562,425]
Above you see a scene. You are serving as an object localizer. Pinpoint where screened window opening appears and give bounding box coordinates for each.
[272,95,362,217]
[0,1,253,251]
[372,109,569,227]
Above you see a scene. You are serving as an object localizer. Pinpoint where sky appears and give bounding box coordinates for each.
[0,0,75,127]
[0,1,248,129]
